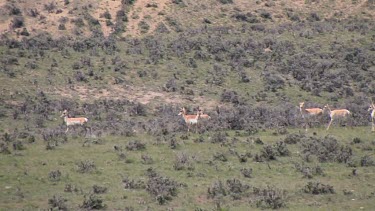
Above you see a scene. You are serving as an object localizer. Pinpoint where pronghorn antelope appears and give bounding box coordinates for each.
[323,104,351,130]
[178,107,200,132]
[299,102,323,131]
[60,110,88,133]
[368,103,375,132]
[197,107,211,120]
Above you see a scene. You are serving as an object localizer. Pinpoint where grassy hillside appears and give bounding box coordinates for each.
[1,128,375,210]
[0,0,375,210]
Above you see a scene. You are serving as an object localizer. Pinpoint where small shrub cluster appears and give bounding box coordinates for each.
[64,184,80,193]
[6,4,22,15]
[360,155,375,167]
[254,141,290,162]
[122,177,145,189]
[126,140,146,151]
[92,185,108,194]
[210,132,228,144]
[113,145,126,160]
[254,186,287,209]
[220,90,240,104]
[240,168,253,178]
[76,160,96,173]
[226,179,251,200]
[12,140,25,151]
[141,154,154,164]
[273,141,291,156]
[11,17,25,29]
[294,163,325,178]
[48,170,62,182]
[208,179,251,200]
[213,152,228,162]
[217,0,233,4]
[145,168,180,205]
[42,128,68,150]
[80,194,106,210]
[173,152,194,171]
[236,152,252,163]
[254,145,277,161]
[0,142,11,154]
[303,182,335,194]
[207,180,227,199]
[208,181,287,208]
[48,195,68,211]
[300,135,353,163]
[284,133,308,144]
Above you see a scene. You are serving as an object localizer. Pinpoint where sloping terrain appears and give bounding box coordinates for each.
[0,1,375,209]
[1,0,374,38]
[0,0,374,126]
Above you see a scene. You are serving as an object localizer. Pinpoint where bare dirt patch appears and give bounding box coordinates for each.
[51,84,218,109]
[0,0,96,38]
[92,0,122,37]
[124,0,170,36]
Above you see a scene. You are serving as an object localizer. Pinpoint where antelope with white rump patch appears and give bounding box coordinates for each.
[368,102,375,132]
[323,105,351,131]
[60,110,88,133]
[299,102,323,131]
[178,107,200,133]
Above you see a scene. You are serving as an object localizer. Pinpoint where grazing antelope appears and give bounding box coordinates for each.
[60,110,88,133]
[299,102,323,131]
[178,107,200,132]
[197,107,211,119]
[323,105,351,130]
[368,103,375,132]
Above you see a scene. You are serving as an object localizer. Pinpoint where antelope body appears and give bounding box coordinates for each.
[368,103,375,132]
[324,105,351,130]
[60,110,88,132]
[299,102,323,131]
[178,107,200,132]
[198,109,211,119]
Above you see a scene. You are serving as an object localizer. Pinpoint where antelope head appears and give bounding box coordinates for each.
[178,107,185,116]
[299,102,305,109]
[323,104,331,112]
[60,110,68,117]
[369,103,375,111]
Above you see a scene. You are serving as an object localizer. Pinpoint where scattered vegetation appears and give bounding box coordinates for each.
[48,195,68,211]
[303,182,335,195]
[0,0,374,210]
[146,168,180,205]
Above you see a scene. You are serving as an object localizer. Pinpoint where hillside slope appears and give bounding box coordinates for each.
[1,0,374,38]
[0,0,374,132]
[1,1,375,209]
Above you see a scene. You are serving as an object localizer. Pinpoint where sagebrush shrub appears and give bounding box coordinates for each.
[80,194,106,210]
[126,140,146,151]
[48,170,62,182]
[303,182,335,194]
[255,186,287,209]
[146,170,179,205]
[48,195,68,211]
[76,160,96,173]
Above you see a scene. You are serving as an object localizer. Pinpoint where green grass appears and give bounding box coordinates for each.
[0,1,375,210]
[1,127,374,210]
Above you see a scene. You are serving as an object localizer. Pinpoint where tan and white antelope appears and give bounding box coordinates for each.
[368,103,375,132]
[60,110,88,133]
[197,107,211,120]
[299,102,323,131]
[323,104,351,130]
[178,107,200,132]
